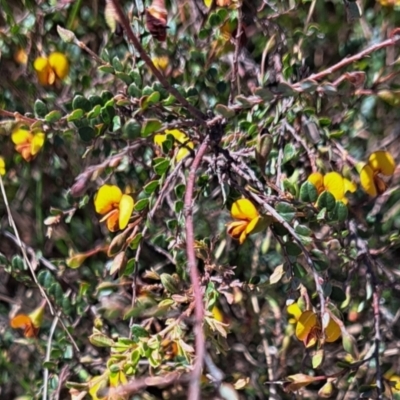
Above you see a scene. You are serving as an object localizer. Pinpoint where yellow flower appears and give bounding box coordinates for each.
[14,48,28,64]
[377,0,400,6]
[152,56,169,72]
[33,52,69,86]
[227,199,260,244]
[307,171,356,204]
[10,300,46,338]
[0,157,5,175]
[295,310,341,347]
[359,151,395,197]
[11,127,45,161]
[154,129,194,162]
[94,185,134,232]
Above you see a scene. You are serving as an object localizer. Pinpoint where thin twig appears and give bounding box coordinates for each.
[109,0,207,125]
[293,34,400,87]
[0,109,37,124]
[184,139,210,400]
[42,314,60,400]
[0,176,80,352]
[349,220,383,399]
[229,2,242,104]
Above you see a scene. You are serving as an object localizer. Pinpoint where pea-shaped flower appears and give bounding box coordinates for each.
[11,127,45,161]
[34,52,69,86]
[295,310,341,347]
[308,171,356,204]
[154,129,194,162]
[94,185,134,232]
[227,199,261,244]
[359,151,395,197]
[10,300,46,338]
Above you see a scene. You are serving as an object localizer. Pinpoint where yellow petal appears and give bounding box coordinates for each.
[176,147,190,162]
[154,133,166,146]
[390,376,400,392]
[307,172,324,194]
[368,151,396,176]
[152,56,169,71]
[245,216,260,235]
[343,178,356,194]
[204,0,213,7]
[33,56,51,85]
[166,129,187,143]
[11,127,32,145]
[325,317,341,342]
[88,374,109,400]
[118,194,134,229]
[0,157,5,176]
[239,229,248,244]
[28,301,46,328]
[106,210,120,232]
[323,172,344,200]
[287,302,303,322]
[295,310,318,342]
[360,165,377,197]
[31,132,45,155]
[10,314,37,338]
[231,199,259,221]
[94,185,122,214]
[227,220,247,240]
[48,52,69,80]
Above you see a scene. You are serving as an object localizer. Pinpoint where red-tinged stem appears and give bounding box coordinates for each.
[184,139,210,400]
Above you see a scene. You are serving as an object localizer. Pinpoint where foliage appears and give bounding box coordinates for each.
[1,0,400,399]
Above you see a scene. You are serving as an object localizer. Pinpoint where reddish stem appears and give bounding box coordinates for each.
[184,139,209,400]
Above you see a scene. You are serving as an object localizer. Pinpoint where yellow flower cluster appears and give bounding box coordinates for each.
[308,171,356,204]
[34,52,69,86]
[307,151,396,201]
[154,129,194,162]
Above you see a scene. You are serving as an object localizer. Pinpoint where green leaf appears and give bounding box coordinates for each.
[44,110,62,123]
[331,201,348,222]
[67,109,84,122]
[89,332,115,347]
[134,198,149,211]
[295,224,312,236]
[72,95,91,112]
[131,325,149,342]
[283,143,297,163]
[123,119,141,139]
[299,181,318,203]
[275,202,296,222]
[141,119,162,137]
[78,126,95,142]
[34,99,48,118]
[153,158,170,175]
[129,233,143,250]
[112,56,123,72]
[285,242,302,256]
[317,191,336,211]
[215,104,236,119]
[115,71,132,84]
[97,64,115,74]
[128,83,142,98]
[310,249,329,271]
[143,180,159,195]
